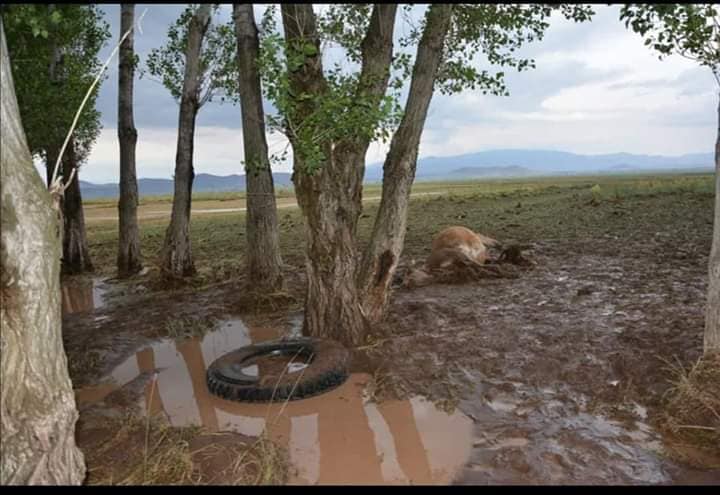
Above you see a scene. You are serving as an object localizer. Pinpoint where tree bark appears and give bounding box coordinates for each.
[233,4,283,291]
[160,5,211,279]
[0,20,86,484]
[117,4,142,278]
[60,137,93,275]
[281,4,396,346]
[706,93,720,356]
[358,4,453,323]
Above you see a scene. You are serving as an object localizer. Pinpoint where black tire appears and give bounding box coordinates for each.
[206,337,350,403]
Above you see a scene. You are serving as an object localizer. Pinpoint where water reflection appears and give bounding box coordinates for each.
[77,318,473,485]
[62,277,107,315]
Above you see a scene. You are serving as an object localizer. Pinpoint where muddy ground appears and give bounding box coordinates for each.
[64,177,719,485]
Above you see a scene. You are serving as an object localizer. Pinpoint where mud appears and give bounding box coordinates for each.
[373,238,720,484]
[63,189,720,485]
[75,318,473,485]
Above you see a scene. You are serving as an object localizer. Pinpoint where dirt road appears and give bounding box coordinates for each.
[84,191,446,223]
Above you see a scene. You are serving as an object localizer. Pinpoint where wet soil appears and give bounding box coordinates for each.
[64,186,720,485]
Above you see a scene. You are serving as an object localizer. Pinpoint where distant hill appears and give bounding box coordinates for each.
[364,149,714,181]
[449,165,534,178]
[80,149,713,199]
[81,173,293,199]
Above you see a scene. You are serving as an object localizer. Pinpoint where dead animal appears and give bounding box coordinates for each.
[403,226,501,288]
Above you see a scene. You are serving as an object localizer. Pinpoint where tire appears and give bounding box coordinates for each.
[206,337,350,403]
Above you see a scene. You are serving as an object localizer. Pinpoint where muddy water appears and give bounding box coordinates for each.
[76,318,474,485]
[62,277,109,315]
[456,382,670,484]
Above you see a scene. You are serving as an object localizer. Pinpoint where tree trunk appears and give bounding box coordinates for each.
[293,150,368,345]
[358,5,453,323]
[706,93,720,356]
[117,4,142,278]
[281,5,396,346]
[0,20,86,484]
[160,5,211,279]
[233,4,283,291]
[60,137,93,275]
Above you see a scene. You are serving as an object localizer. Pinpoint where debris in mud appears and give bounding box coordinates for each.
[233,289,301,314]
[397,242,535,288]
[163,315,219,341]
[496,244,535,267]
[430,258,525,285]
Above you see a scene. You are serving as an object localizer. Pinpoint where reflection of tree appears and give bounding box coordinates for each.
[175,339,219,431]
[375,401,433,484]
[61,278,94,314]
[200,375,433,485]
[171,336,437,484]
[315,381,384,484]
[136,347,167,419]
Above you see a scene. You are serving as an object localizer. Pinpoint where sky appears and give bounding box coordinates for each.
[55,4,717,184]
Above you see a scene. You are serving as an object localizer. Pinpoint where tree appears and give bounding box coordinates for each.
[1,18,85,484]
[233,4,284,292]
[117,4,142,277]
[620,4,719,355]
[146,4,237,279]
[259,4,594,346]
[2,4,109,274]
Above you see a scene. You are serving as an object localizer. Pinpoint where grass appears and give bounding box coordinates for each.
[85,173,715,287]
[658,353,720,465]
[81,171,714,207]
[83,413,288,485]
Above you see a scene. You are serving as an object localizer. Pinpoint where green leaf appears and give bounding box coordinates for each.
[49,10,62,24]
[302,42,318,57]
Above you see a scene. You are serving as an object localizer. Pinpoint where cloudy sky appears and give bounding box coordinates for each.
[70,4,716,184]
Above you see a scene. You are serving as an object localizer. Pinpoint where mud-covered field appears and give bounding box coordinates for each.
[64,174,719,485]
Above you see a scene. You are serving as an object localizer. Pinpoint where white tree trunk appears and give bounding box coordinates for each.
[705,94,720,356]
[0,20,85,484]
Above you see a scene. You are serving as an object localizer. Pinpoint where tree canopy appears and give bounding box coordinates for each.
[620,4,719,84]
[1,4,110,166]
[257,4,594,176]
[144,4,238,108]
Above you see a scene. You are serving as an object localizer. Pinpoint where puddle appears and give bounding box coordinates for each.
[459,394,678,485]
[62,277,108,315]
[76,317,474,485]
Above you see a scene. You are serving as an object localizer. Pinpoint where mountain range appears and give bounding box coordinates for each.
[365,149,713,181]
[79,149,713,199]
[80,173,294,199]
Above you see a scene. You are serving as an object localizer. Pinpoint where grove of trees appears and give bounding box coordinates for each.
[1,3,718,484]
